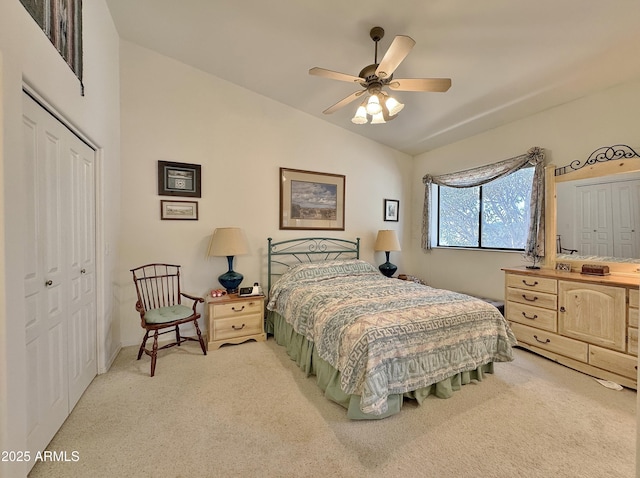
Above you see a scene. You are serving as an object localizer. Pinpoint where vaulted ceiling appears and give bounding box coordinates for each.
[105,0,640,155]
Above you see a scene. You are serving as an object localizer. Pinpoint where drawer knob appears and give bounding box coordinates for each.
[231,323,246,330]
[232,305,245,312]
[522,312,538,320]
[522,294,538,302]
[533,335,550,344]
[522,279,538,287]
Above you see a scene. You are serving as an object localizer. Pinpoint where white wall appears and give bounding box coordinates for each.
[0,1,121,476]
[408,80,640,299]
[117,41,412,346]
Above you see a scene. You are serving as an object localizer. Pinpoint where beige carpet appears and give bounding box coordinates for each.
[29,339,636,478]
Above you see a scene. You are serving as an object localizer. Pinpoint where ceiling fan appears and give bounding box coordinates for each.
[309,26,451,124]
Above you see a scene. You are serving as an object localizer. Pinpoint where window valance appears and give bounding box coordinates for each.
[421,146,545,257]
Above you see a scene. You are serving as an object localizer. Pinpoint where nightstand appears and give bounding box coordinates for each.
[207,293,266,350]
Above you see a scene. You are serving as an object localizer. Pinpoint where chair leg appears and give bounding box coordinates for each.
[176,325,181,345]
[138,331,149,360]
[194,319,207,355]
[150,330,159,377]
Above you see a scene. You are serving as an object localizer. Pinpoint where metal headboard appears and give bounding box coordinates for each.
[267,237,360,296]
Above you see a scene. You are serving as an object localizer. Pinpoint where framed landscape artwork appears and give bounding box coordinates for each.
[158,161,202,197]
[279,168,345,230]
[160,200,199,220]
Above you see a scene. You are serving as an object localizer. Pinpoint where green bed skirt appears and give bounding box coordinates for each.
[267,311,495,420]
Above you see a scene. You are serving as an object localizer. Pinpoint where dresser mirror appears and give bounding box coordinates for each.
[546,145,640,273]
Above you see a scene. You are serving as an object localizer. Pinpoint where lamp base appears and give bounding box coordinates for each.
[378,261,397,278]
[218,270,243,294]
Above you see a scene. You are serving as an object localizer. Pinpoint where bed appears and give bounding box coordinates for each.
[266,237,517,419]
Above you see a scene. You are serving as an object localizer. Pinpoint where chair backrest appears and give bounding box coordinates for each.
[131,264,183,314]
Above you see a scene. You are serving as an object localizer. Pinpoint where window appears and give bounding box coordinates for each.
[437,167,534,250]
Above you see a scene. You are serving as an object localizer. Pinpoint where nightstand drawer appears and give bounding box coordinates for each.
[506,301,556,332]
[507,287,557,310]
[212,298,263,318]
[589,345,638,379]
[510,322,588,362]
[213,313,263,341]
[506,274,557,294]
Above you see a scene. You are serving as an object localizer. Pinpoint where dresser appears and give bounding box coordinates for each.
[503,267,639,388]
[207,294,266,350]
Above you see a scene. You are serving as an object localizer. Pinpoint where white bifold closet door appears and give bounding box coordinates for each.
[22,92,97,458]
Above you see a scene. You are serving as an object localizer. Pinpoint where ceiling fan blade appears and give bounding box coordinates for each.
[388,78,452,92]
[375,35,416,79]
[309,67,363,84]
[322,90,365,115]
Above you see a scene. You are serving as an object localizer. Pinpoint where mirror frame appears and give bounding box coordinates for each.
[545,146,640,274]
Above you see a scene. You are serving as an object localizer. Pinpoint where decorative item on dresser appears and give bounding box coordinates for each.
[206,227,249,294]
[374,229,401,277]
[503,267,639,389]
[207,293,266,350]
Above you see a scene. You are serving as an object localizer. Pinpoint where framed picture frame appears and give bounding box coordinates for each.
[160,200,199,220]
[555,262,572,271]
[158,161,202,197]
[279,168,345,230]
[384,199,399,222]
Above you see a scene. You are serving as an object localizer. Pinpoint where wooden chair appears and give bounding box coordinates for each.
[131,263,207,376]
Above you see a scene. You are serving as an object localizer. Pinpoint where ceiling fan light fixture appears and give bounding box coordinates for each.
[366,94,382,115]
[370,111,386,124]
[385,96,404,116]
[351,105,368,124]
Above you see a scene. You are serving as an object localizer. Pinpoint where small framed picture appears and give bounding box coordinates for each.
[158,161,201,197]
[384,199,399,222]
[555,262,571,271]
[160,200,198,220]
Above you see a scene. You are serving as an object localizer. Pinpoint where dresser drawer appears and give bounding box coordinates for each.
[507,287,557,310]
[630,289,639,309]
[506,274,557,294]
[589,345,638,379]
[510,322,588,362]
[212,313,263,341]
[212,298,263,318]
[506,301,557,332]
[628,328,638,356]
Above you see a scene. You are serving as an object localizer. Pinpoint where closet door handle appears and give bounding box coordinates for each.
[80,269,86,274]
[45,280,53,287]
[559,307,566,313]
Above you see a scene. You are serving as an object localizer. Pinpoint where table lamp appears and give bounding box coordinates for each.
[207,227,249,293]
[374,230,401,277]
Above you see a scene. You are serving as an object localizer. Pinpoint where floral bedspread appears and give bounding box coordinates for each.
[267,259,517,415]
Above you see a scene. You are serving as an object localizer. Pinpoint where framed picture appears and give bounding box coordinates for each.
[384,199,399,222]
[555,262,572,271]
[160,200,199,220]
[158,161,201,197]
[280,168,345,230]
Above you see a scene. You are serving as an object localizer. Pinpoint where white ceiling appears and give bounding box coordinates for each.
[104,0,640,156]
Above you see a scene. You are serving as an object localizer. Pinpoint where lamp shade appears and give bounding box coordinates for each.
[207,227,249,293]
[374,230,401,252]
[207,227,249,257]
